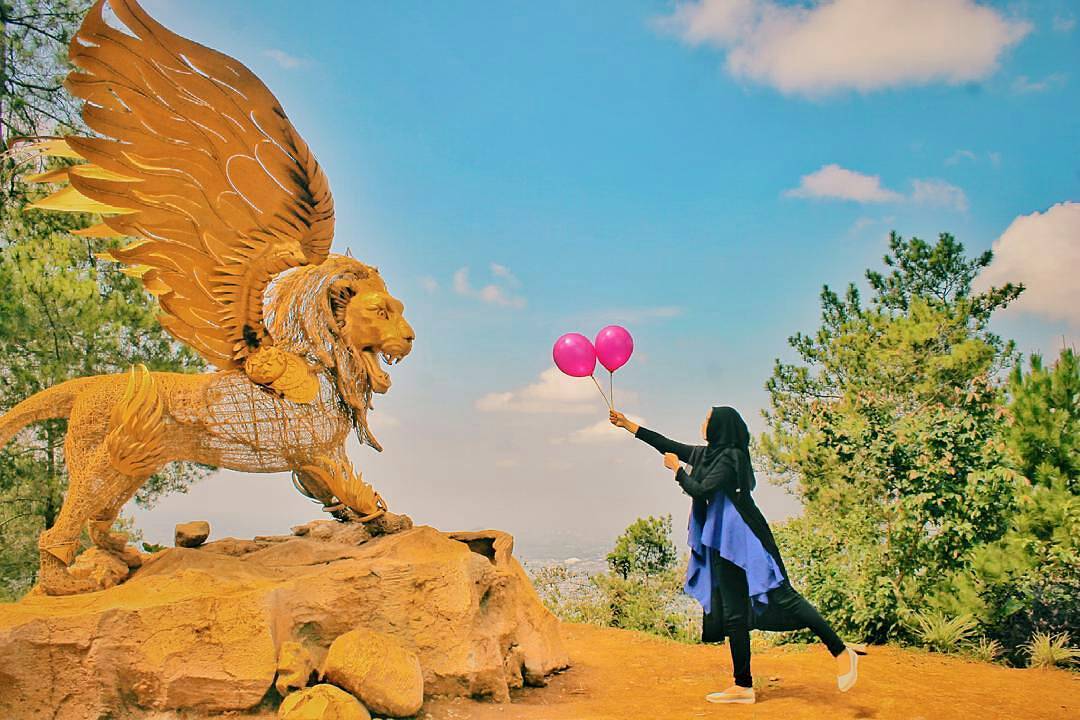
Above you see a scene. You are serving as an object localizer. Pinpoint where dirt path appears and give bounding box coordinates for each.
[422,623,1078,720]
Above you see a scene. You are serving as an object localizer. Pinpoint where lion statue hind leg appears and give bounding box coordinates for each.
[36,366,165,596]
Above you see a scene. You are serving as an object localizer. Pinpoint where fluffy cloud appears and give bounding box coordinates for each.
[489,263,520,285]
[975,202,1080,325]
[477,368,635,414]
[785,164,902,202]
[786,165,967,211]
[910,178,968,212]
[661,0,1030,96]
[564,415,646,445]
[945,149,978,166]
[453,265,526,308]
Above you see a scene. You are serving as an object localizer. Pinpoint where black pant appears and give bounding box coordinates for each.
[717,557,846,688]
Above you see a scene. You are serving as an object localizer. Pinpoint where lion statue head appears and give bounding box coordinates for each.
[263,255,414,447]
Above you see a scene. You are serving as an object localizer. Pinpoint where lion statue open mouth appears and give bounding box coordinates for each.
[0,0,416,595]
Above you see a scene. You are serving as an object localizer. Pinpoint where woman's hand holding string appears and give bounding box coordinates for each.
[609,410,639,434]
[663,452,681,475]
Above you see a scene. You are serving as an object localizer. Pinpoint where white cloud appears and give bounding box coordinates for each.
[660,0,1030,97]
[1012,73,1068,94]
[476,368,635,414]
[910,178,968,212]
[785,164,902,202]
[945,149,978,166]
[489,263,520,285]
[419,276,439,293]
[975,202,1080,325]
[786,164,967,211]
[453,266,526,308]
[849,217,874,233]
[565,415,646,445]
[263,48,310,70]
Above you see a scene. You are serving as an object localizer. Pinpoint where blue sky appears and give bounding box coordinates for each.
[129,0,1079,558]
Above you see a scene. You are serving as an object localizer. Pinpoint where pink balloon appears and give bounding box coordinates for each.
[552,333,597,377]
[595,325,634,373]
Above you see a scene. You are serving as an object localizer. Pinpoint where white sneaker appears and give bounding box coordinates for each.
[837,647,859,692]
[705,685,756,704]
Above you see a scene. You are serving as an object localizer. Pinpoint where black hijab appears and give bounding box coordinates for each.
[693,406,756,491]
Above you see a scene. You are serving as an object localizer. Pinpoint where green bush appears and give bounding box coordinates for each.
[909,610,978,653]
[1024,631,1079,669]
[531,516,700,643]
[966,637,1003,664]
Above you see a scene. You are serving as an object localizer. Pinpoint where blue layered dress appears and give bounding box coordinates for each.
[684,487,786,615]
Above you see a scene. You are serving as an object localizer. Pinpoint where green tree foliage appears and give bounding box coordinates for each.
[0,0,208,598]
[931,349,1079,665]
[760,232,1023,642]
[533,515,700,643]
[605,514,678,580]
[1,0,89,145]
[1003,349,1079,493]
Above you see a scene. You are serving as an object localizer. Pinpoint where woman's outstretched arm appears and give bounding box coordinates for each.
[675,454,736,500]
[610,411,699,463]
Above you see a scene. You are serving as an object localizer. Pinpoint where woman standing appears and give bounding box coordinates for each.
[610,406,859,705]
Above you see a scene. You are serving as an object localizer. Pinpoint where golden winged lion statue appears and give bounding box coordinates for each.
[0,0,415,595]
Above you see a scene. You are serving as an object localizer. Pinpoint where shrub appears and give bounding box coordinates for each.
[1024,632,1079,669]
[531,516,700,644]
[966,637,1002,664]
[910,610,978,653]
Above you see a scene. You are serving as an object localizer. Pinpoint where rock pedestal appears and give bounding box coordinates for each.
[0,521,569,719]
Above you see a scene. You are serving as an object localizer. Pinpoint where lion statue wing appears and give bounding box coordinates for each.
[29,0,334,391]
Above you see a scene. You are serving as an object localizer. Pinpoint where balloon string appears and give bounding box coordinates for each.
[609,370,614,411]
[590,374,610,409]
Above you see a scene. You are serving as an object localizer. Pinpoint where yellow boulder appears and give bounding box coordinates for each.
[277,640,317,696]
[322,629,424,717]
[278,684,370,720]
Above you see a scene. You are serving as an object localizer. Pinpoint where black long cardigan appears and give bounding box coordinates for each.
[635,426,799,641]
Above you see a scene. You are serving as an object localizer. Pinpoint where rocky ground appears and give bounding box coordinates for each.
[3,520,1076,719]
[0,517,568,720]
[132,622,1077,720]
[422,623,1078,720]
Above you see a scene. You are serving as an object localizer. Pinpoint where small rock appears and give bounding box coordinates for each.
[278,684,370,720]
[277,640,317,697]
[200,538,267,556]
[174,521,210,548]
[292,519,372,545]
[365,512,412,537]
[67,548,130,589]
[322,629,423,718]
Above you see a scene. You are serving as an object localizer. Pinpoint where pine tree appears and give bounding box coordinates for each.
[759,232,1023,642]
[932,349,1079,664]
[0,0,208,598]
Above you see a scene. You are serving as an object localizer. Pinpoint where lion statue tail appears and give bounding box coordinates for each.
[0,377,94,449]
